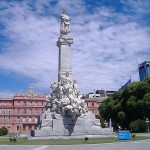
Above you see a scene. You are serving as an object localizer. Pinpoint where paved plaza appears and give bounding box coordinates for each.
[0,139,150,150]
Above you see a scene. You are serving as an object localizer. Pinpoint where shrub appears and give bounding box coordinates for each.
[0,127,8,136]
[129,119,147,132]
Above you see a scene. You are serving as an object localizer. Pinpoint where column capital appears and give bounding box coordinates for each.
[57,37,73,47]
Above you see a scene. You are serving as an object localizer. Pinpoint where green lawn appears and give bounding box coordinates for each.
[0,136,150,145]
[0,133,16,137]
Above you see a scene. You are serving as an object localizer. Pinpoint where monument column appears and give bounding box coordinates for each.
[57,37,73,81]
[57,10,73,81]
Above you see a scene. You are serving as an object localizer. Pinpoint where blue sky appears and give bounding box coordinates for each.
[0,0,150,97]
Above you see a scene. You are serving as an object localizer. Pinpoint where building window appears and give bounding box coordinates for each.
[8,109,11,114]
[3,109,6,114]
[24,101,26,106]
[29,125,32,130]
[23,125,25,131]
[17,125,19,130]
[29,117,31,123]
[35,117,37,123]
[30,101,32,106]
[17,117,20,122]
[23,109,26,114]
[87,103,88,106]
[92,102,94,106]
[8,117,11,123]
[18,101,20,106]
[30,109,32,114]
[3,117,5,123]
[17,109,20,114]
[23,118,25,122]
[35,109,38,114]
[36,101,38,106]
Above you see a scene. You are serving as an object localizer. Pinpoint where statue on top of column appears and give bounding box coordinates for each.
[60,10,70,36]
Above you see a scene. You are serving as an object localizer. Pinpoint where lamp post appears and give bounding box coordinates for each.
[19,120,21,134]
[109,118,113,132]
[145,118,149,132]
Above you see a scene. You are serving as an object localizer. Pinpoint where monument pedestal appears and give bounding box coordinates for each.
[31,112,110,138]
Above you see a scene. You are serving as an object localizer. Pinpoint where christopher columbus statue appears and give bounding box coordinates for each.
[60,10,70,36]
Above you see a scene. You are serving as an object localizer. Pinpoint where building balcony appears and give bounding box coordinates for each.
[12,121,37,125]
[0,105,13,108]
[13,105,46,108]
[22,122,36,125]
[12,114,40,116]
[0,113,13,116]
[87,106,98,109]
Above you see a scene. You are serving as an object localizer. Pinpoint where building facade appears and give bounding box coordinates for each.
[138,61,150,81]
[0,88,105,133]
[0,88,46,133]
[84,90,114,117]
[86,90,116,99]
[0,98,13,132]
[84,97,106,117]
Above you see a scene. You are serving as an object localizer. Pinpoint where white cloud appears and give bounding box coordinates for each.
[0,0,149,95]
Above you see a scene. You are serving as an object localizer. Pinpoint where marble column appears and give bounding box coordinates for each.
[57,36,73,81]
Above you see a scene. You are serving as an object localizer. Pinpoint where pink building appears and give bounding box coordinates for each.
[0,98,13,132]
[0,88,46,133]
[84,97,106,117]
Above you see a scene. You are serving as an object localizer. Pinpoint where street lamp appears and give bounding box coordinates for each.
[19,120,22,134]
[109,118,113,132]
[145,118,149,132]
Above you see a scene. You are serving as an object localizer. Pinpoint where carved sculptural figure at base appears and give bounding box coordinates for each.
[45,72,88,120]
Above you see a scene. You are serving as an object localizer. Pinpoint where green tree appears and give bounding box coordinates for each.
[99,77,150,132]
[144,77,150,85]
[143,93,150,118]
[122,82,140,99]
[136,82,150,99]
[129,119,146,132]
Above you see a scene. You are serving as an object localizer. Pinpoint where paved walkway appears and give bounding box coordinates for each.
[0,139,150,150]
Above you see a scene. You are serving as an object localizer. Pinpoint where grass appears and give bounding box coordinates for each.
[0,136,150,145]
[0,133,16,137]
